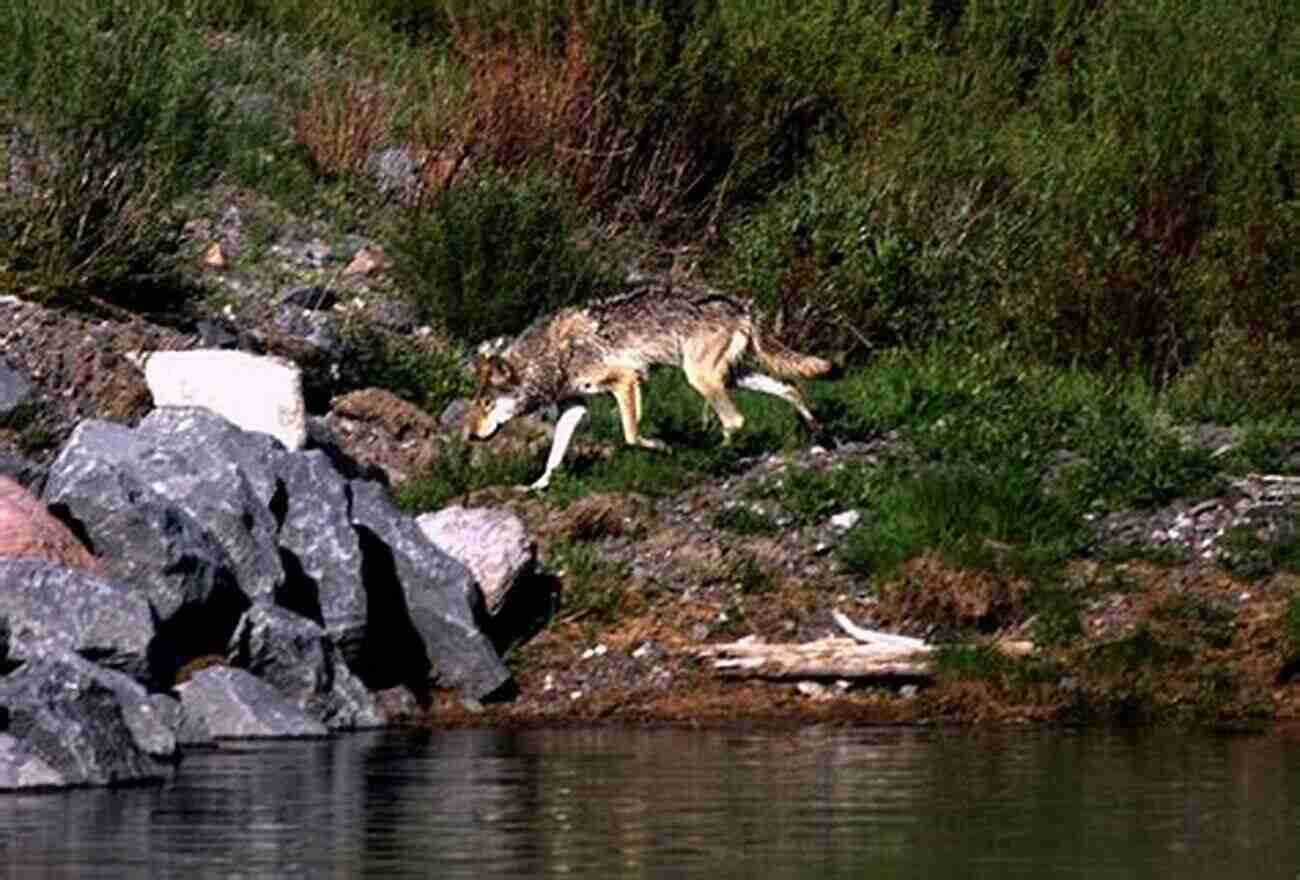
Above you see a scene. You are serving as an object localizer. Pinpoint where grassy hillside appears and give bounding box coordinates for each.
[2,0,1295,407]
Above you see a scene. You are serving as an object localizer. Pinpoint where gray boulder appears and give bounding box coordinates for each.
[175,666,329,739]
[349,480,511,700]
[0,653,174,791]
[134,408,287,602]
[276,451,367,663]
[40,420,250,673]
[147,693,214,749]
[228,604,381,731]
[0,561,159,685]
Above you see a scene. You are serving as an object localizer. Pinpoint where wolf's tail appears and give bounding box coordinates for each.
[750,322,836,379]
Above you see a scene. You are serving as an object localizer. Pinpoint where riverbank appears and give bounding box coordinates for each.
[4,273,1300,733]
[424,449,1300,730]
[3,1,1298,737]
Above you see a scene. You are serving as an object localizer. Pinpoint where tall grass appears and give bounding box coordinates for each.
[1,0,1294,409]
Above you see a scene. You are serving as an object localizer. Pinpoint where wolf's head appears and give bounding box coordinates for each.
[463,352,526,440]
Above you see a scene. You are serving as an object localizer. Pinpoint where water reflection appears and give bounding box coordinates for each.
[1,726,1297,878]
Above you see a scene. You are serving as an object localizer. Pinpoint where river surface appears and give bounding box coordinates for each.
[1,726,1297,878]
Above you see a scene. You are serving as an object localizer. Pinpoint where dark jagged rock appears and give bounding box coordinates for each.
[40,419,251,677]
[135,408,288,600]
[0,358,33,420]
[0,561,160,686]
[0,451,45,495]
[194,318,241,350]
[175,666,329,739]
[348,479,511,700]
[0,652,174,791]
[228,604,381,731]
[281,285,338,311]
[276,451,367,663]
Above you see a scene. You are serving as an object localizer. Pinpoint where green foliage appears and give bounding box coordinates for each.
[1285,593,1300,661]
[933,644,1059,692]
[933,645,1012,682]
[0,0,234,304]
[755,463,872,527]
[1218,516,1300,582]
[728,554,776,595]
[338,322,469,414]
[547,538,626,624]
[712,506,780,537]
[839,460,1084,581]
[1028,586,1084,648]
[388,176,613,343]
[393,442,540,513]
[721,159,972,361]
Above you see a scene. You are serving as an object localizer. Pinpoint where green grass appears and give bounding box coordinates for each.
[839,459,1086,582]
[546,538,627,624]
[392,441,541,513]
[338,322,469,415]
[1285,593,1300,662]
[387,175,616,343]
[1,0,1294,411]
[1218,516,1300,582]
[712,506,781,537]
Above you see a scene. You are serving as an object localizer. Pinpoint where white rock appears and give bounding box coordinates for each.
[139,349,306,450]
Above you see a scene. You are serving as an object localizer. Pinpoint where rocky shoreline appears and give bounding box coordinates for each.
[1,327,528,789]
[3,230,1300,791]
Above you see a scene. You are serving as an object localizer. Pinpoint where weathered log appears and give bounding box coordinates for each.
[697,636,933,681]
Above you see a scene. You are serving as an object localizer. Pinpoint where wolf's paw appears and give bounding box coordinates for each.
[635,437,670,452]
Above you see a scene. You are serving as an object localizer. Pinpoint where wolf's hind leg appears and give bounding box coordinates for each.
[734,371,819,431]
[683,369,745,444]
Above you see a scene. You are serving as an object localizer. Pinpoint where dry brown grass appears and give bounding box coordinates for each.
[295,72,403,179]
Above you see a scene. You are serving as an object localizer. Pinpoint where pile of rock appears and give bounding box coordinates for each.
[1,351,534,792]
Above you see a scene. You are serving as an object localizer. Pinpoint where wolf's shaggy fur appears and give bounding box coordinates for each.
[464,283,834,472]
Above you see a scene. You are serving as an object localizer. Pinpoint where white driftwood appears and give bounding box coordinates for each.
[831,610,933,652]
[698,635,933,681]
[523,404,588,491]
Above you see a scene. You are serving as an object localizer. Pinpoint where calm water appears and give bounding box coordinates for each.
[1,726,1298,879]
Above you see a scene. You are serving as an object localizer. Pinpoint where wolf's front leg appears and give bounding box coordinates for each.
[612,378,668,451]
[523,405,588,491]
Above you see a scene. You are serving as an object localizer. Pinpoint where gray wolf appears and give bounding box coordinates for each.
[463,282,834,488]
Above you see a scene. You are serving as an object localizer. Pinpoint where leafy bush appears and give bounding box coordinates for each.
[0,0,232,303]
[388,176,613,343]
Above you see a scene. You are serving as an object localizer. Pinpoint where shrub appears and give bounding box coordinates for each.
[0,0,234,306]
[387,175,613,343]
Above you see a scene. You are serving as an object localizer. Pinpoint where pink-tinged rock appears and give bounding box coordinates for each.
[0,476,98,572]
[415,506,535,615]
